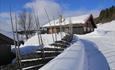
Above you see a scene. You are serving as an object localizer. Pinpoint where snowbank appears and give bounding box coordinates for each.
[78,20,115,37]
[39,38,88,70]
[39,36,110,70]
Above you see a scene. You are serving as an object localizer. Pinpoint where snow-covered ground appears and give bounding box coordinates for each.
[12,32,66,55]
[77,20,115,70]
[11,20,115,70]
[24,32,65,46]
[39,20,115,70]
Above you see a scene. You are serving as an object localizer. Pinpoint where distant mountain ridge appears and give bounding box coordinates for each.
[95,6,115,23]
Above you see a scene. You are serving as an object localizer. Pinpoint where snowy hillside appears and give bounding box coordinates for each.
[39,20,115,70]
[97,21,115,31]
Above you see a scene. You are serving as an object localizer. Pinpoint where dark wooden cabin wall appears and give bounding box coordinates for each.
[0,45,16,66]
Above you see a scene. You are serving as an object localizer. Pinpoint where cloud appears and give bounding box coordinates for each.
[24,0,62,26]
[0,12,18,32]
[0,0,100,32]
[24,0,100,26]
[0,12,12,31]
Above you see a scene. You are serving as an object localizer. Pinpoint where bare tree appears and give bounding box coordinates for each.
[18,10,33,40]
[9,6,22,69]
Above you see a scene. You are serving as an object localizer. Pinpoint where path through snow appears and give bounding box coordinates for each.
[39,36,110,70]
[78,20,115,70]
[79,36,115,70]
[80,39,110,70]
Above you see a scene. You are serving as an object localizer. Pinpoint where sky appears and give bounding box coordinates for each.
[0,0,115,32]
[0,0,115,12]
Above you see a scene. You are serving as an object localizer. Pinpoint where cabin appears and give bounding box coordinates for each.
[43,14,97,34]
[16,27,47,40]
[0,33,16,66]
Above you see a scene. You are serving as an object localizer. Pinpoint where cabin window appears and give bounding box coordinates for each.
[65,28,69,33]
[84,27,87,32]
[87,27,91,32]
[90,28,94,31]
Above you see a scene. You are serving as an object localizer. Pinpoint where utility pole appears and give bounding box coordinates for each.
[32,5,45,60]
[44,8,55,43]
[32,6,41,45]
[15,13,22,68]
[69,17,73,34]
[53,16,57,42]
[9,6,21,69]
[59,15,64,39]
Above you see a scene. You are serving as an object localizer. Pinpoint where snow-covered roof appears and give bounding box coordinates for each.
[0,30,13,40]
[43,14,90,27]
[0,30,23,41]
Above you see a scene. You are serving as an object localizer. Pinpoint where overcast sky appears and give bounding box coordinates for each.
[0,0,115,31]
